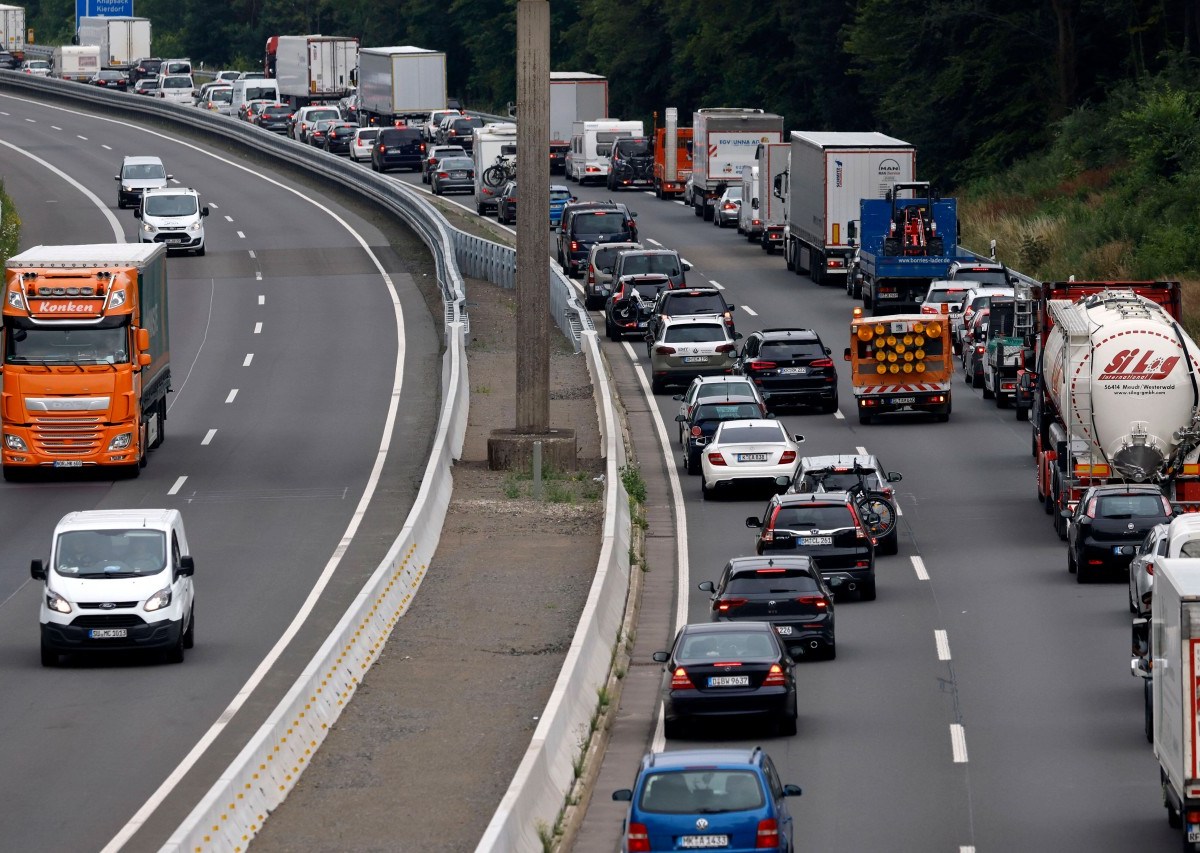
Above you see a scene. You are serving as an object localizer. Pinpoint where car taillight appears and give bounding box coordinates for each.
[690,426,703,437]
[1085,497,1097,518]
[587,267,595,284]
[715,343,735,353]
[748,360,776,371]
[796,594,828,609]
[707,452,727,466]
[437,172,449,179]
[716,597,747,613]
[378,145,386,153]
[670,667,695,689]
[420,143,426,152]
[626,822,650,853]
[1162,496,1174,514]
[723,203,737,210]
[756,818,780,848]
[849,504,867,538]
[779,450,796,465]
[762,664,786,687]
[656,346,677,355]
[976,345,985,354]
[810,358,834,368]
[570,241,579,251]
[1146,562,1154,575]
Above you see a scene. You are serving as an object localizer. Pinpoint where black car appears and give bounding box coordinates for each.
[652,621,798,738]
[371,127,426,173]
[549,141,570,174]
[323,121,360,154]
[257,104,292,133]
[0,51,19,70]
[89,70,128,91]
[747,492,877,600]
[647,287,735,343]
[438,115,484,150]
[788,454,902,555]
[307,119,338,148]
[606,135,653,190]
[128,57,162,85]
[558,204,638,277]
[496,180,518,224]
[735,328,839,414]
[1067,484,1173,583]
[676,396,765,474]
[604,273,674,342]
[698,556,836,660]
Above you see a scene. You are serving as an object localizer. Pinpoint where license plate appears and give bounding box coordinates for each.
[451,171,467,177]
[682,356,710,363]
[53,460,83,468]
[799,536,833,546]
[737,453,769,462]
[707,675,749,687]
[681,836,730,849]
[89,628,127,639]
[779,367,807,375]
[775,626,793,635]
[891,396,916,405]
[1189,826,1200,843]
[164,238,184,244]
[879,292,900,299]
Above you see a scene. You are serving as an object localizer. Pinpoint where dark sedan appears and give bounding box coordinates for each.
[430,156,475,195]
[496,180,518,224]
[256,104,292,133]
[699,556,836,660]
[549,141,569,173]
[675,397,765,475]
[735,328,839,414]
[307,119,339,148]
[323,122,360,154]
[652,621,798,738]
[89,70,128,91]
[1067,484,1173,583]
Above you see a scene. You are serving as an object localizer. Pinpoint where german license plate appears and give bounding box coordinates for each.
[879,292,900,298]
[707,675,749,687]
[681,836,730,849]
[1189,826,1200,843]
[891,396,916,405]
[683,356,710,363]
[737,453,768,462]
[451,171,466,177]
[779,367,807,374]
[775,625,793,635]
[89,628,127,639]
[799,536,833,546]
[164,238,184,244]
[53,460,83,468]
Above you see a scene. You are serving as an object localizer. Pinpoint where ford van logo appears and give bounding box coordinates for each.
[100,602,116,610]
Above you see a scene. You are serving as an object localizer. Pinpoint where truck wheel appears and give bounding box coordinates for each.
[702,201,714,221]
[785,242,795,271]
[150,399,166,449]
[1055,504,1067,541]
[1067,549,1077,574]
[858,411,872,425]
[982,380,994,400]
[694,200,703,218]
[1144,677,1153,743]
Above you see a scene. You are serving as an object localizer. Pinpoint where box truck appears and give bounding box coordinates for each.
[756,142,789,253]
[77,16,151,69]
[550,72,608,144]
[0,4,25,54]
[358,46,447,125]
[690,108,784,221]
[266,34,358,108]
[52,45,101,82]
[779,131,915,285]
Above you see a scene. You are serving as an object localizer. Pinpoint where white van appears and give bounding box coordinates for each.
[231,78,281,117]
[156,74,195,105]
[32,509,196,666]
[473,122,517,215]
[136,186,209,255]
[738,164,761,239]
[565,119,644,185]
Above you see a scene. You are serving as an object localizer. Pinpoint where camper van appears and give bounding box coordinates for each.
[564,119,643,185]
[473,122,517,216]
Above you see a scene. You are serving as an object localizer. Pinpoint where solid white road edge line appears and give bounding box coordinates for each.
[201,429,217,446]
[167,476,187,496]
[0,94,411,853]
[912,556,929,580]
[951,724,968,763]
[935,629,951,661]
[0,139,124,241]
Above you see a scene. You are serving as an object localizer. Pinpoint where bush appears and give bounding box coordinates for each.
[0,178,19,265]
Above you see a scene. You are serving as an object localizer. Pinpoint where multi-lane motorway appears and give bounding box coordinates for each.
[0,92,441,852]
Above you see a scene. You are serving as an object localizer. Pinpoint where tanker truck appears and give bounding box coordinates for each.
[1031,281,1200,539]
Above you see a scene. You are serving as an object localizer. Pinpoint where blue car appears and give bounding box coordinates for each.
[549,184,574,228]
[613,747,802,852]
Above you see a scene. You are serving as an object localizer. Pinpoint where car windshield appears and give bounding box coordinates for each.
[144,194,198,216]
[697,381,755,401]
[760,341,825,360]
[718,425,784,444]
[306,109,339,122]
[551,189,573,202]
[621,281,666,299]
[441,158,473,169]
[245,85,277,101]
[667,294,726,314]
[727,570,819,594]
[123,162,166,180]
[6,325,130,366]
[615,137,651,157]
[678,631,776,661]
[956,269,1009,287]
[725,187,742,200]
[356,128,380,140]
[163,77,190,89]
[265,106,292,117]
[926,286,967,304]
[575,212,628,235]
[54,529,166,578]
[773,505,854,530]
[28,61,49,70]
[209,89,232,104]
[595,131,631,157]
[664,323,726,344]
[639,769,764,814]
[799,470,868,492]
[694,403,762,422]
[594,246,635,268]
[1096,494,1167,518]
[622,254,681,276]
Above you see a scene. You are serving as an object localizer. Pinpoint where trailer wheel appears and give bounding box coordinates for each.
[702,200,714,221]
[784,241,795,271]
[694,200,703,218]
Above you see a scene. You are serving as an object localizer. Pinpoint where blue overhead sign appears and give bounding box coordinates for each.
[76,0,135,31]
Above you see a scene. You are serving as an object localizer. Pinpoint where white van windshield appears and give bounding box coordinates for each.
[55,530,166,577]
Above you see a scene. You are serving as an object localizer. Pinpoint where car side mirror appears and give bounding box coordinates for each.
[824,346,832,355]
[114,175,120,181]
[133,209,142,219]
[137,328,150,351]
[201,206,210,217]
[138,353,152,366]
[734,332,743,340]
[697,581,716,593]
[30,559,45,580]
[887,472,902,483]
[651,651,670,663]
[177,555,195,577]
[682,262,692,271]
[612,789,633,802]
[728,305,736,312]
[675,414,687,422]
[843,347,851,361]
[672,394,683,401]
[783,784,803,797]
[745,517,762,528]
[167,174,174,180]
[793,434,804,443]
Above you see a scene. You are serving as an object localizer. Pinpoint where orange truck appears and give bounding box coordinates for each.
[844,308,953,424]
[653,107,692,198]
[2,243,171,480]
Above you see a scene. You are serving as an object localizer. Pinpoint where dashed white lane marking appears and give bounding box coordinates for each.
[741,306,758,317]
[167,476,187,496]
[0,111,10,115]
[258,294,265,305]
[201,429,217,446]
[856,446,868,454]
[225,389,238,404]
[101,144,111,150]
[50,125,61,130]
[236,230,246,239]
[708,279,724,290]
[24,118,34,123]
[834,410,845,420]
[912,556,929,580]
[209,202,219,209]
[77,134,89,140]
[935,629,951,661]
[254,322,262,334]
[169,177,180,184]
[951,724,968,763]
[242,353,254,367]
[681,257,693,266]
[248,250,256,259]
[255,271,262,281]
[224,215,233,222]
[645,238,662,247]
[961,847,976,853]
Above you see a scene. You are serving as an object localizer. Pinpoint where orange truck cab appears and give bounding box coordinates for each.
[844,309,953,424]
[653,118,692,198]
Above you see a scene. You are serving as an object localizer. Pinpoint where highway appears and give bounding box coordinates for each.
[0,92,441,852]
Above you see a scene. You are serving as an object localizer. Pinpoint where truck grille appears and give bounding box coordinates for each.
[70,614,146,628]
[31,415,104,455]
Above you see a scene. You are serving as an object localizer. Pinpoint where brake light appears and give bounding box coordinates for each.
[378,145,387,153]
[707,452,727,466]
[1146,562,1154,576]
[756,818,780,848]
[1085,497,1097,518]
[779,450,796,465]
[437,172,449,179]
[657,346,676,355]
[796,595,829,610]
[587,267,595,285]
[715,343,735,354]
[748,360,777,370]
[722,203,737,210]
[848,503,867,539]
[690,426,703,437]
[626,822,650,853]
[1163,496,1174,514]
[976,345,985,354]
[716,597,748,613]
[762,664,786,687]
[570,241,579,251]
[810,358,833,368]
[420,143,426,152]
[670,667,695,689]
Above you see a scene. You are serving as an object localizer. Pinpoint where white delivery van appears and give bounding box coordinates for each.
[473,122,517,215]
[155,74,195,105]
[565,118,643,185]
[231,77,282,117]
[738,164,761,239]
[136,186,209,256]
[32,509,196,666]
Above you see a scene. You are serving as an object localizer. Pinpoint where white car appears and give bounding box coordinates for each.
[349,127,380,162]
[647,314,740,394]
[20,59,51,77]
[291,105,341,143]
[135,186,208,255]
[156,74,196,105]
[953,284,1013,354]
[32,509,197,666]
[699,419,804,500]
[196,84,234,115]
[425,108,462,141]
[1129,523,1169,616]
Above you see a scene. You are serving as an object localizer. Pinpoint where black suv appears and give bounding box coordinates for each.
[557,201,638,277]
[0,51,19,71]
[698,556,836,660]
[371,127,425,173]
[946,259,1014,288]
[438,116,484,150]
[647,287,735,344]
[735,329,838,414]
[128,57,163,85]
[549,141,570,174]
[746,492,877,600]
[610,248,689,290]
[606,136,653,190]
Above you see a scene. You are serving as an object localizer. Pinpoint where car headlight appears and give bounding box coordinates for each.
[142,223,156,233]
[4,433,27,451]
[188,220,202,232]
[121,185,133,193]
[144,587,172,612]
[108,432,132,450]
[46,591,72,614]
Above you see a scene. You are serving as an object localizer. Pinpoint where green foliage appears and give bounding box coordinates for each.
[0,178,20,266]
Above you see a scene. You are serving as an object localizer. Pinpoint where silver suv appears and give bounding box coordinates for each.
[787,454,903,554]
[647,315,739,394]
[610,249,691,291]
[583,241,642,310]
